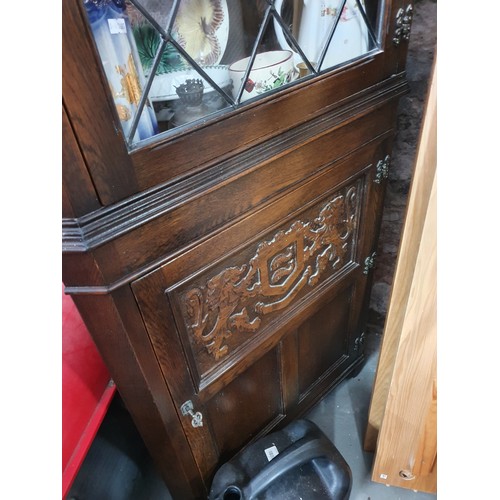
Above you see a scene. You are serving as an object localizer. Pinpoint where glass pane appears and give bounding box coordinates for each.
[82,0,381,147]
[149,46,233,131]
[320,0,374,71]
[129,1,235,134]
[230,12,305,104]
[83,0,160,144]
[273,0,377,72]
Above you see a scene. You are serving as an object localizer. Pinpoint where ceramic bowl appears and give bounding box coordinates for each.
[229,50,294,103]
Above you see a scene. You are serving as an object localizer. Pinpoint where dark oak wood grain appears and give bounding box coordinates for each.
[62,1,412,496]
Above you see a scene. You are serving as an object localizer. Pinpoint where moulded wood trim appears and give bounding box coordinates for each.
[64,130,392,294]
[62,76,407,256]
[129,69,406,193]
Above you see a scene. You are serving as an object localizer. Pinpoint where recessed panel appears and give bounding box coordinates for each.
[297,286,352,397]
[206,348,282,462]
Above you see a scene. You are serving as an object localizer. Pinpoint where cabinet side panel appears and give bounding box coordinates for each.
[62,105,101,218]
[68,289,205,499]
[62,0,137,204]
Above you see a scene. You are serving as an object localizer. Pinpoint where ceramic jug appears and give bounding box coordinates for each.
[273,0,369,70]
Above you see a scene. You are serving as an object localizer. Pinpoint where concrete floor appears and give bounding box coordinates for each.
[305,332,437,500]
[68,331,437,500]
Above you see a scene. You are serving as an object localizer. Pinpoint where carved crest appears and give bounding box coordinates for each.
[181,185,359,360]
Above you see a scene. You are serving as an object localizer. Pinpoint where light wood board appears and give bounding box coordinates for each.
[365,60,437,493]
[364,59,437,452]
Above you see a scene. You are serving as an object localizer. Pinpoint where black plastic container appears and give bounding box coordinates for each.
[209,419,352,500]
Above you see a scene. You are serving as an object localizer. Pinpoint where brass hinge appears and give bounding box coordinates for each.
[354,332,366,351]
[374,155,390,184]
[363,252,377,275]
[393,4,414,46]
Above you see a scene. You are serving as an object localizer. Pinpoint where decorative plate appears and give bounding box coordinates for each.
[174,0,229,66]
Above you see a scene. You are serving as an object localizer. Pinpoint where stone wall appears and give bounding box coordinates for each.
[367,0,437,333]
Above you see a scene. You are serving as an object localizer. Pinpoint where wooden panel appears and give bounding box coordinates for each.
[371,168,437,493]
[83,109,395,288]
[297,287,351,397]
[62,105,101,218]
[167,179,363,390]
[364,59,437,451]
[206,348,282,463]
[366,62,437,493]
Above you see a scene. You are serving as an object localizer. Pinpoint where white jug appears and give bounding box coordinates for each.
[273,0,369,70]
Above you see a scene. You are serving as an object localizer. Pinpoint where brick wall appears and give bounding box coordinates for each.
[368,0,437,333]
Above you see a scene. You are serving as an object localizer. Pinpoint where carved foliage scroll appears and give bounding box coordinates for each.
[181,184,360,361]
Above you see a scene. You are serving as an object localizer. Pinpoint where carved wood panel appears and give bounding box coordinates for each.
[168,179,363,381]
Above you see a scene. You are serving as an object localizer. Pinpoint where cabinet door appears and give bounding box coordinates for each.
[63,0,409,205]
[131,138,389,485]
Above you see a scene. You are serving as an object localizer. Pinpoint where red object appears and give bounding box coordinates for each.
[62,284,116,498]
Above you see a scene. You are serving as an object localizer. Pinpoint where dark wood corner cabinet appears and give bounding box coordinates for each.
[62,1,413,497]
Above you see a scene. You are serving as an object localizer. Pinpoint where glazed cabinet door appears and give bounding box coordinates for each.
[63,0,410,205]
[131,135,391,488]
